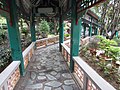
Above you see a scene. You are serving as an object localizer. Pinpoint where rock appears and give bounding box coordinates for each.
[64,80,75,85]
[45,81,62,88]
[54,67,62,72]
[30,72,36,80]
[25,83,43,89]
[54,62,61,65]
[62,85,73,90]
[62,73,72,79]
[33,66,37,69]
[55,87,63,90]
[55,73,60,79]
[50,71,57,76]
[37,66,41,69]
[61,65,67,70]
[46,74,57,80]
[47,67,52,70]
[41,63,46,66]
[39,73,45,76]
[37,76,46,80]
[106,64,112,69]
[27,79,34,85]
[44,86,52,90]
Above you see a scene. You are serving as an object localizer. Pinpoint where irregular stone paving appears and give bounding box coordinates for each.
[14,44,80,90]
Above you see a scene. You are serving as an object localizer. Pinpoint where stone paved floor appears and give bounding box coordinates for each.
[14,44,80,90]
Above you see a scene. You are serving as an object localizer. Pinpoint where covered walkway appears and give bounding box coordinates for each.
[1,0,116,90]
[14,44,80,90]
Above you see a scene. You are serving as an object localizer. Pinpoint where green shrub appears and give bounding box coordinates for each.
[64,34,70,37]
[97,35,120,60]
[113,37,120,46]
[21,28,28,36]
[0,29,7,44]
[38,20,50,38]
[97,35,117,50]
[0,48,11,68]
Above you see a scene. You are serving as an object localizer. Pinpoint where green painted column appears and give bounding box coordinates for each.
[30,12,36,42]
[83,25,86,38]
[94,27,98,35]
[116,31,118,38]
[59,8,64,52]
[89,24,92,37]
[7,0,25,75]
[70,0,82,72]
[96,27,98,35]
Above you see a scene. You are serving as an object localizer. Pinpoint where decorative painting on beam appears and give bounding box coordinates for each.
[77,0,106,14]
[62,0,105,21]
[76,0,106,21]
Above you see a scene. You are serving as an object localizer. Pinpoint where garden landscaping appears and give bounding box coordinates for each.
[0,48,11,73]
[64,35,120,89]
[80,35,120,90]
[0,29,12,73]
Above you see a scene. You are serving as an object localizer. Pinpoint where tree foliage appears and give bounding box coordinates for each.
[0,29,7,44]
[38,20,50,38]
[93,0,120,37]
[49,21,54,34]
[39,20,50,32]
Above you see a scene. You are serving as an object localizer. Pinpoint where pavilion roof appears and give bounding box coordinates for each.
[0,0,106,20]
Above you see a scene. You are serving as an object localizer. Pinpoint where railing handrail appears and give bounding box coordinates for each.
[0,61,20,88]
[36,35,59,42]
[73,56,116,90]
[61,42,70,54]
[22,42,35,58]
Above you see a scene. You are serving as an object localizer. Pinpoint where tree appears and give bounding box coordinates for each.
[48,18,59,35]
[38,20,50,38]
[93,0,120,39]
[0,29,7,44]
[49,21,54,34]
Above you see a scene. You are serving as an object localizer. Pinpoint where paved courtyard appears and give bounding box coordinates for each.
[14,44,80,90]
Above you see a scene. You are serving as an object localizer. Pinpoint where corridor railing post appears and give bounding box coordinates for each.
[30,8,36,42]
[83,24,86,38]
[89,18,92,37]
[116,31,118,38]
[94,26,98,35]
[89,23,92,37]
[7,0,25,76]
[70,0,82,72]
[59,8,64,52]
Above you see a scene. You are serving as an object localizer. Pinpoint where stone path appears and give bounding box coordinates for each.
[14,44,80,90]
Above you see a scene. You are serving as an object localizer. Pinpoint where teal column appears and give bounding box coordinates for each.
[30,13,36,42]
[94,27,98,35]
[7,0,25,75]
[70,0,82,72]
[89,24,92,37]
[96,27,98,35]
[83,25,86,38]
[59,8,64,52]
[116,31,118,38]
